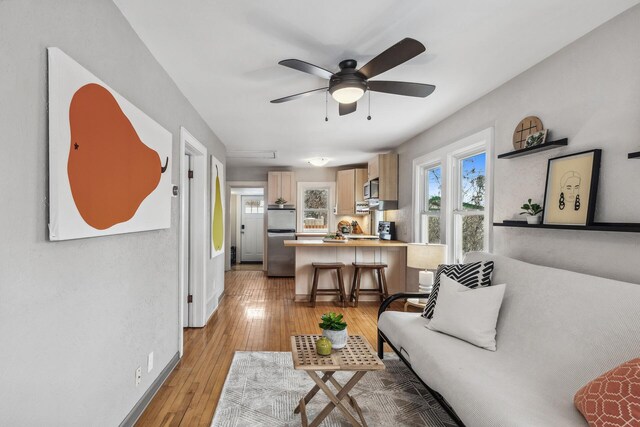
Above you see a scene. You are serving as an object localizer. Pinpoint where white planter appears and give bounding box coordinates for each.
[278,204,284,209]
[322,328,348,349]
[527,215,542,224]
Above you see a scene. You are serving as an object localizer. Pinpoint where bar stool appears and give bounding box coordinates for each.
[309,262,347,308]
[350,262,389,307]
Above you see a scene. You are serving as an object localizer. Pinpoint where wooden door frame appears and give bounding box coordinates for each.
[179,127,208,356]
[226,181,267,271]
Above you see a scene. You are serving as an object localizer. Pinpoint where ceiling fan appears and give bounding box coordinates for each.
[270,38,435,116]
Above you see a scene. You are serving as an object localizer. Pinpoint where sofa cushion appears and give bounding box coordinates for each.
[574,358,640,427]
[426,274,506,351]
[422,261,494,318]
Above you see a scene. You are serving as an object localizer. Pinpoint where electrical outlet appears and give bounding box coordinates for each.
[147,352,154,373]
[135,366,142,386]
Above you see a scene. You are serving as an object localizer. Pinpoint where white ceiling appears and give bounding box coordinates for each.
[114,0,639,168]
[230,187,264,196]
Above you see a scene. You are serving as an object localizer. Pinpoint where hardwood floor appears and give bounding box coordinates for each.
[135,270,402,426]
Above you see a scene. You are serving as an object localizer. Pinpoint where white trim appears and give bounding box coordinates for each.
[179,127,208,354]
[412,127,494,262]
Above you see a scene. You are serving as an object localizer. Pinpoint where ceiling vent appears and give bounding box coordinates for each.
[227,150,277,159]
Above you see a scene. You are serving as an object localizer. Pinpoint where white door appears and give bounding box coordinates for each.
[241,196,264,262]
[182,154,191,327]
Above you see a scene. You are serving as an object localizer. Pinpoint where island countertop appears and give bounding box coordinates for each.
[284,239,408,247]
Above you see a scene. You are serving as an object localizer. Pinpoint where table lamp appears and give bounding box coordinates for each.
[407,243,447,303]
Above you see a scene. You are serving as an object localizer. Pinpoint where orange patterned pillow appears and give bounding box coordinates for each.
[574,358,640,427]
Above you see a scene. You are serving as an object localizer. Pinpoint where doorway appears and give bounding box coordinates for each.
[240,195,264,262]
[179,127,208,356]
[229,187,265,270]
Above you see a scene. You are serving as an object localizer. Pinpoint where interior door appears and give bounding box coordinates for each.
[182,154,191,327]
[241,196,264,262]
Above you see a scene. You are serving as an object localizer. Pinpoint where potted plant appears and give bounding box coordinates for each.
[319,312,348,349]
[520,199,543,224]
[275,197,287,208]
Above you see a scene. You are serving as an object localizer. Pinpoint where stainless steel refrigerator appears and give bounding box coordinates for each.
[267,208,296,277]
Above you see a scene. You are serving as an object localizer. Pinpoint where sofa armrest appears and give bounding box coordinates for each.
[378,292,430,320]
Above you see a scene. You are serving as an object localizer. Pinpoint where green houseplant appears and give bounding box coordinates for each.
[520,199,543,224]
[275,197,287,208]
[319,312,348,349]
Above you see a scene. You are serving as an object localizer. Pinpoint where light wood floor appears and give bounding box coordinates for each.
[135,270,403,426]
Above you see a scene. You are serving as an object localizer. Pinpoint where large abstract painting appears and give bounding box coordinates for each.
[211,155,225,258]
[48,48,172,240]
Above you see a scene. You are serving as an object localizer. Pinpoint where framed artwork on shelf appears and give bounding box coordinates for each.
[542,149,601,226]
[48,47,172,241]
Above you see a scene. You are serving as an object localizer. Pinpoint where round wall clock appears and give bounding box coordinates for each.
[513,116,544,150]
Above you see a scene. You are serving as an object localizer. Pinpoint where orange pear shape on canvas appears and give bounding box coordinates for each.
[68,83,167,230]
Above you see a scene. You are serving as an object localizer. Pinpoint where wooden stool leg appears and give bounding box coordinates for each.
[376,269,384,302]
[350,267,358,303]
[380,268,389,300]
[310,268,319,308]
[336,268,346,308]
[354,268,362,307]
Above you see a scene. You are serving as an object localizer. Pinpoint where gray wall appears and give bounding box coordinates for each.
[396,5,640,284]
[0,0,226,425]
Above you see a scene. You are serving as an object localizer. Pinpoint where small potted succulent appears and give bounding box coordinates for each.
[319,312,348,349]
[275,197,287,208]
[520,199,543,224]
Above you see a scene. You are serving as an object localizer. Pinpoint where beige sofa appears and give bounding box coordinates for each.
[378,252,640,426]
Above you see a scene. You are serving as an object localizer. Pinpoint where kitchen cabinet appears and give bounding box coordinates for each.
[367,153,398,201]
[268,171,296,205]
[336,168,368,215]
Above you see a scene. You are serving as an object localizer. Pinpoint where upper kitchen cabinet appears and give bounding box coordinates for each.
[367,153,398,201]
[336,168,368,215]
[268,171,296,205]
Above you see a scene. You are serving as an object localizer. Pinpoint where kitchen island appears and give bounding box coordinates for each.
[284,239,407,302]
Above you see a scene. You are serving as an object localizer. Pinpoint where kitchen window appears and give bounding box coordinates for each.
[413,128,493,262]
[297,182,336,232]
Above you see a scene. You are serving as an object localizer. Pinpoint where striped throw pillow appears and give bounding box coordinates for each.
[422,261,495,319]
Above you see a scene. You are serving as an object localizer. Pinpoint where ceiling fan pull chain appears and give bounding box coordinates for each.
[325,91,328,122]
[367,91,372,120]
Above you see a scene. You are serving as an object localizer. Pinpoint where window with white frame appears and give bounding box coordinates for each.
[452,150,487,263]
[297,182,335,232]
[413,128,492,263]
[419,164,442,244]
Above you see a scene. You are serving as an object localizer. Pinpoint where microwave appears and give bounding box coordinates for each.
[363,179,379,200]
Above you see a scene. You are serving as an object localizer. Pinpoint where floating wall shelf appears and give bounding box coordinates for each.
[494,221,640,233]
[498,138,568,159]
[628,151,640,159]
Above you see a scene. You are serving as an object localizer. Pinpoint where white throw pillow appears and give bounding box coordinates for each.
[425,274,505,351]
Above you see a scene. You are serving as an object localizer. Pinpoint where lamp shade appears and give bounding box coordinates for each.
[406,243,447,270]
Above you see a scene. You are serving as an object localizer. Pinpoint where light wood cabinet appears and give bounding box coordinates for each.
[368,157,379,181]
[268,171,296,205]
[336,168,368,215]
[367,154,398,201]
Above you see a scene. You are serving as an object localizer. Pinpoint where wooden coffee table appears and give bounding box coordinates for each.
[291,334,385,427]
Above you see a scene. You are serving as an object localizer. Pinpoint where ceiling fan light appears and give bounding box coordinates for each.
[331,87,364,104]
[308,157,330,167]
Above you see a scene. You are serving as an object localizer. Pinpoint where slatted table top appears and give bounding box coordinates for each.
[291,335,385,371]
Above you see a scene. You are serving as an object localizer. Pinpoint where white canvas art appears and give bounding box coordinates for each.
[211,155,225,258]
[48,48,172,240]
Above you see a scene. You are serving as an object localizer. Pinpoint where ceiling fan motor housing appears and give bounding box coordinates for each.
[329,59,368,100]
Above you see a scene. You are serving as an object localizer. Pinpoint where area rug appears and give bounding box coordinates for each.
[211,351,456,426]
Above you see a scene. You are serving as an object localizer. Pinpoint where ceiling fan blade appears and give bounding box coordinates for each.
[270,87,328,104]
[339,102,357,116]
[368,81,435,97]
[358,38,426,79]
[278,59,334,80]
